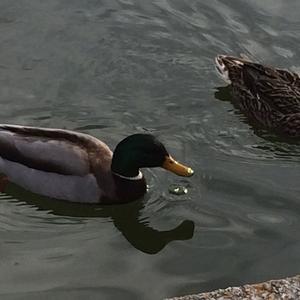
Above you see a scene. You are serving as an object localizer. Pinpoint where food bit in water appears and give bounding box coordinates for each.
[168,184,188,196]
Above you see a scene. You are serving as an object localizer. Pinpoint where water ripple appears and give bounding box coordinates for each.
[0,0,300,299]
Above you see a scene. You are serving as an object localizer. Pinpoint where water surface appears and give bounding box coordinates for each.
[0,0,300,299]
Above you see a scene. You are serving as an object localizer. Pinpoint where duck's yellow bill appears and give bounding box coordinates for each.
[162,156,194,177]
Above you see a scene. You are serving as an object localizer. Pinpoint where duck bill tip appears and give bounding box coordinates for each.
[162,156,194,177]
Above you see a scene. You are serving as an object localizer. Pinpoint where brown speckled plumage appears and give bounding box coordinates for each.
[215,55,300,137]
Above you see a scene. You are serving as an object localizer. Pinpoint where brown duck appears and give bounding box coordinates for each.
[215,55,300,137]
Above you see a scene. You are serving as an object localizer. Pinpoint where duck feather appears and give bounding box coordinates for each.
[0,125,115,203]
[215,55,300,137]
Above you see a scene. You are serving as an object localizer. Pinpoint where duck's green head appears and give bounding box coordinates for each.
[111,134,194,178]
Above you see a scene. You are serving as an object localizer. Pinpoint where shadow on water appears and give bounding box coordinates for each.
[214,85,270,136]
[4,184,195,255]
[214,86,300,158]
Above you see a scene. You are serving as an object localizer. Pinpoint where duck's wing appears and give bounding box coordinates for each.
[242,63,300,115]
[0,125,112,176]
[275,68,300,88]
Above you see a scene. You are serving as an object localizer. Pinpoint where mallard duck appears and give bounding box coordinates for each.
[215,55,300,137]
[0,125,193,203]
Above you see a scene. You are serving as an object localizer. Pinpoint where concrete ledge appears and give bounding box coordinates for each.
[166,275,300,300]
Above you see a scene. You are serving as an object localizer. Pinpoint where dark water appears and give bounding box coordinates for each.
[0,0,300,299]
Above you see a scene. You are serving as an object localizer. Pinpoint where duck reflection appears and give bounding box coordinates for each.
[5,184,194,254]
[214,85,255,124]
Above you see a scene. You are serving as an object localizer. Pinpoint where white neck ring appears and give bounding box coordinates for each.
[112,170,143,181]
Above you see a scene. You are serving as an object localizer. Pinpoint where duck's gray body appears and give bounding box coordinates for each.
[0,125,117,203]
